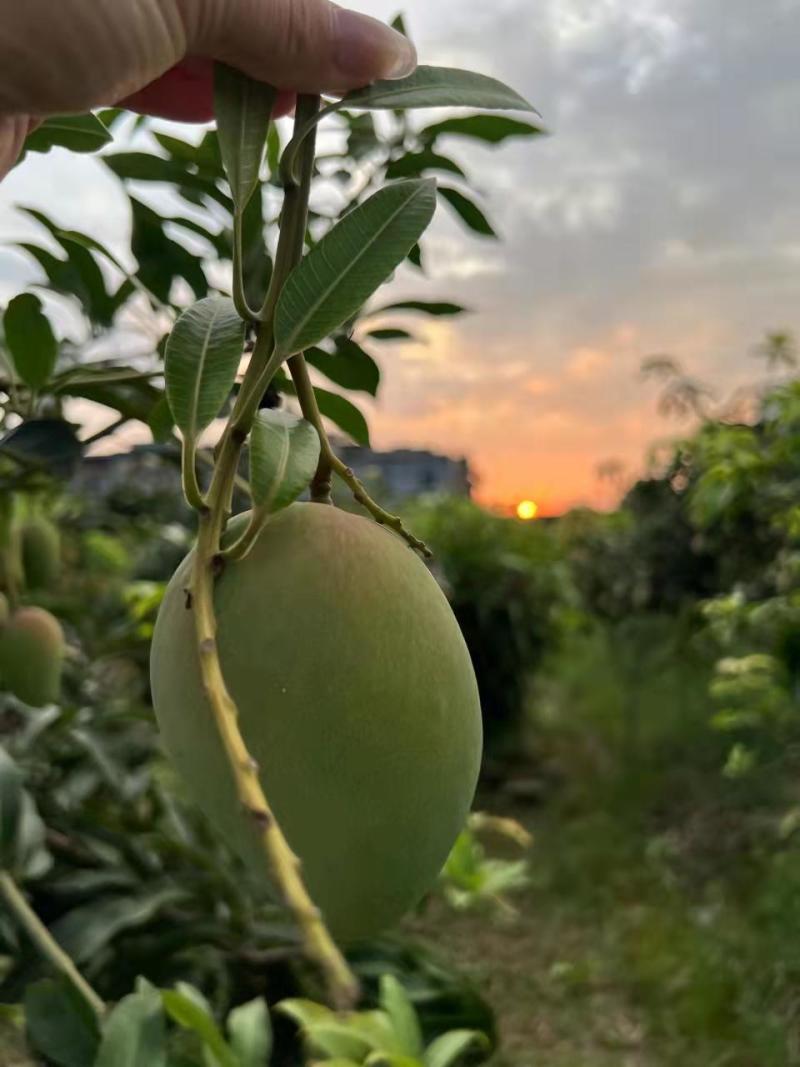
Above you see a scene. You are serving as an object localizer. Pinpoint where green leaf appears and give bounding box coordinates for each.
[130,197,209,303]
[148,396,175,444]
[104,154,232,212]
[0,748,23,869]
[24,979,101,1067]
[380,977,423,1058]
[162,986,237,1067]
[372,300,468,317]
[367,328,416,343]
[0,419,82,480]
[424,1030,488,1067]
[22,114,111,157]
[386,149,465,181]
[249,410,320,513]
[51,888,183,965]
[439,187,496,237]
[214,64,277,211]
[275,179,436,356]
[280,383,371,446]
[305,340,380,396]
[336,65,535,113]
[165,296,245,444]
[95,984,167,1067]
[421,114,545,145]
[391,13,409,36]
[227,998,272,1067]
[3,294,58,390]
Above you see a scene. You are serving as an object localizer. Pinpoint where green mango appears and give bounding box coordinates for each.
[150,503,482,940]
[20,518,61,590]
[0,606,64,707]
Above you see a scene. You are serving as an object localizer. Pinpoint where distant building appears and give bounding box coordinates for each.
[335,441,472,501]
[72,442,472,504]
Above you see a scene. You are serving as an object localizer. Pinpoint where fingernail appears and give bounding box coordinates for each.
[333,8,417,84]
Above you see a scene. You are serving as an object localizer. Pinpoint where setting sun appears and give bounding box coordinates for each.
[516,500,539,521]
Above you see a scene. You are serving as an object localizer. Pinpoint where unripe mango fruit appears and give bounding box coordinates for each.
[150,503,482,940]
[0,606,65,707]
[20,518,60,590]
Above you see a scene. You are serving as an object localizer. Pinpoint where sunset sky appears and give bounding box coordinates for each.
[1,0,799,513]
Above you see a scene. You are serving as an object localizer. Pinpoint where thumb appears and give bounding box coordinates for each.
[187,0,417,94]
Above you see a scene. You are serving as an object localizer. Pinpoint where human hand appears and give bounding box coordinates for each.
[0,0,416,176]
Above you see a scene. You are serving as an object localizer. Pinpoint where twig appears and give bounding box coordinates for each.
[0,871,105,1017]
[185,92,358,1009]
[288,355,431,558]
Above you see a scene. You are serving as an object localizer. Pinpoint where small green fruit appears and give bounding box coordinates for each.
[20,518,60,590]
[0,606,65,707]
[151,503,482,940]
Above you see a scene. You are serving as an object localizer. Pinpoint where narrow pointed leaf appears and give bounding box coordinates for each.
[249,410,320,513]
[424,1030,488,1067]
[3,293,58,389]
[162,987,237,1067]
[335,65,535,113]
[439,187,496,237]
[386,149,465,180]
[281,381,372,447]
[24,979,101,1067]
[95,986,167,1067]
[22,113,112,157]
[305,340,380,396]
[165,296,244,442]
[372,300,468,317]
[421,114,545,144]
[214,64,277,210]
[275,179,436,356]
[380,976,423,1057]
[227,998,272,1067]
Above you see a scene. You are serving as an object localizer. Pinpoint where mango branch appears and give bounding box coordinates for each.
[0,870,105,1018]
[185,94,359,1009]
[288,355,432,558]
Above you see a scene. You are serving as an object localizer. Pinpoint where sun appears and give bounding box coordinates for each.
[516,500,539,521]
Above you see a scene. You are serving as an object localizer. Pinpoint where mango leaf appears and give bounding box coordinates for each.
[380,977,423,1058]
[421,114,544,144]
[22,113,111,157]
[305,340,380,396]
[214,64,277,211]
[371,300,468,317]
[275,179,436,356]
[3,293,58,390]
[424,1030,488,1067]
[19,208,123,325]
[130,197,209,304]
[227,998,272,1067]
[391,13,409,35]
[51,888,184,964]
[366,1057,418,1067]
[368,328,416,343]
[162,985,237,1067]
[95,981,167,1067]
[24,979,101,1067]
[249,410,320,513]
[387,149,465,181]
[165,296,244,444]
[0,756,50,880]
[439,187,496,237]
[335,66,535,113]
[0,419,82,479]
[0,418,81,477]
[104,154,232,212]
[0,748,23,869]
[281,380,371,447]
[148,396,175,444]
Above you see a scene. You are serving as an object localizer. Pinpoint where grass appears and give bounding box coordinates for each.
[412,618,800,1066]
